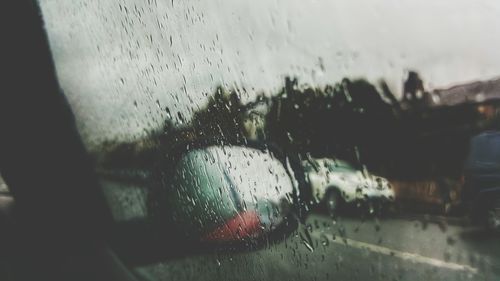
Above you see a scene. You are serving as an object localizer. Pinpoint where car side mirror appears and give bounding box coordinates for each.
[109,142,305,265]
[156,145,297,245]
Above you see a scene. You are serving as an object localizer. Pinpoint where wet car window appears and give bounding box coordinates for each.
[38,0,500,280]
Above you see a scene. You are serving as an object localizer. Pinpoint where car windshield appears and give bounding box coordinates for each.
[32,0,500,280]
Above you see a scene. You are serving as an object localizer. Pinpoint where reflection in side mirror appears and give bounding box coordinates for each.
[162,145,297,245]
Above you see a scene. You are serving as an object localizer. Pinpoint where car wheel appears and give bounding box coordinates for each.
[325,190,340,217]
[486,199,500,232]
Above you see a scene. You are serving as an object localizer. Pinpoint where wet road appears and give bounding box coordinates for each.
[131,213,499,281]
[100,179,500,281]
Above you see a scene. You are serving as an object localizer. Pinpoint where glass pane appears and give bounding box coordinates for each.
[38,0,500,280]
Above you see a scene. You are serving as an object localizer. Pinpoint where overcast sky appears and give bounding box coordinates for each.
[39,0,500,148]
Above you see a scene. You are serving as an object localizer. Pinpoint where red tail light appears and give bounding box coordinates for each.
[202,210,263,242]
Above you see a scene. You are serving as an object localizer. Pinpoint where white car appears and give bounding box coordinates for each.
[303,158,395,215]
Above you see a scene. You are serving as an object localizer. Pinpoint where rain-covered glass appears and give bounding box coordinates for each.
[35,0,500,280]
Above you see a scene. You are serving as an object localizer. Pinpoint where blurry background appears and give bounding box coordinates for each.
[39,0,500,148]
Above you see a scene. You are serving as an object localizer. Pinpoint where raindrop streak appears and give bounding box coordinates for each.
[299,231,314,253]
[165,107,172,119]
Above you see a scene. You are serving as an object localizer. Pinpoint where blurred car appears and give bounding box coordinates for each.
[463,131,500,231]
[303,158,394,215]
[163,144,297,243]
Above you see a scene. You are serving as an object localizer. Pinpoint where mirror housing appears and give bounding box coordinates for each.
[150,142,301,246]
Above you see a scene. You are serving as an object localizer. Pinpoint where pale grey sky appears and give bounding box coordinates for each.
[39,0,500,147]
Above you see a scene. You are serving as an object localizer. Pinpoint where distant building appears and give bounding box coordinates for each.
[431,77,500,106]
[403,71,425,102]
[401,71,434,109]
